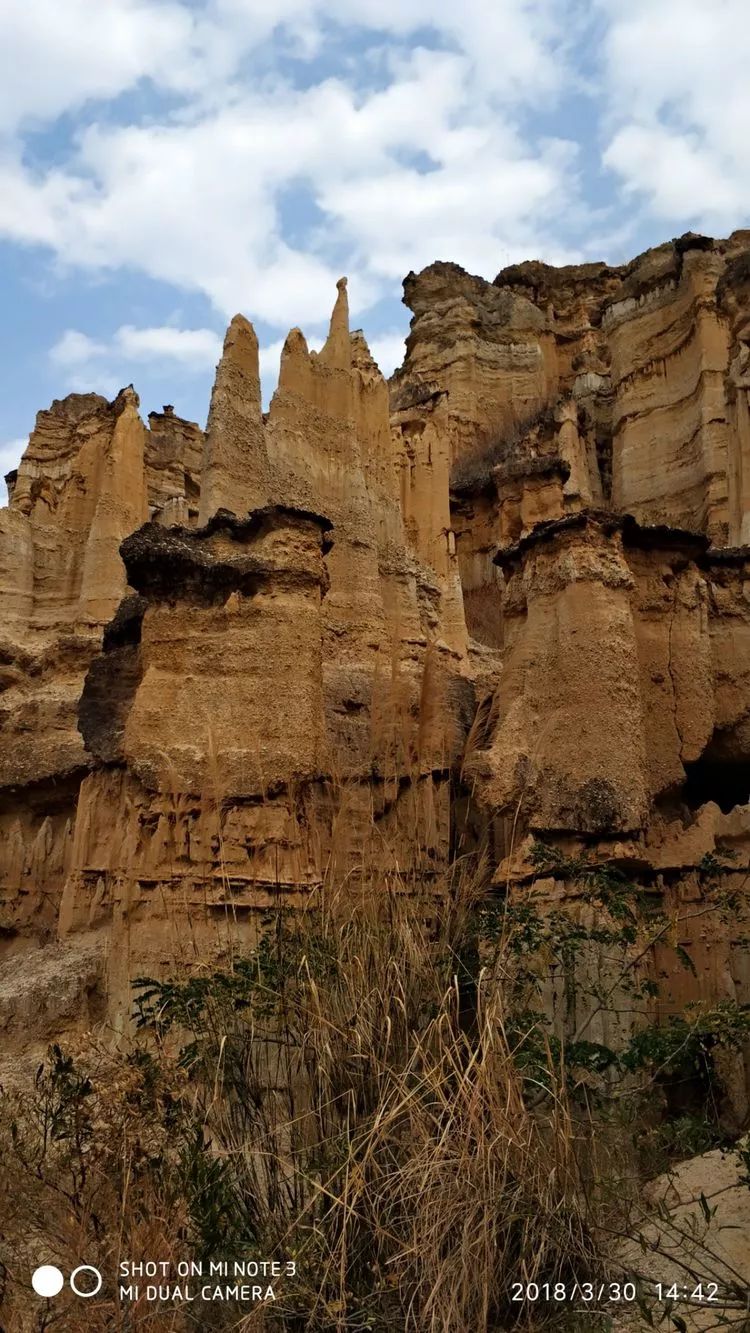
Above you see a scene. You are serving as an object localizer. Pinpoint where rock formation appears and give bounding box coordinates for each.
[0,392,201,945]
[1,281,471,1032]
[198,315,269,523]
[403,231,750,1121]
[1,232,750,1107]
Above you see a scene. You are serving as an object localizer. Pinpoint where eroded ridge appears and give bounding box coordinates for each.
[0,235,749,1114]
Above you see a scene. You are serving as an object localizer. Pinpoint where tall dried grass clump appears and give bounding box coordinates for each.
[5,845,748,1331]
[0,874,602,1332]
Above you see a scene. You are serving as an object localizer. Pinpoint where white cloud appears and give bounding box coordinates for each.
[0,0,200,133]
[0,67,579,324]
[47,323,223,405]
[115,324,222,366]
[50,323,222,373]
[214,0,569,106]
[4,0,749,472]
[2,0,746,385]
[0,0,569,138]
[599,0,750,231]
[319,136,580,280]
[367,331,406,377]
[0,2,584,333]
[604,126,745,226]
[50,330,106,368]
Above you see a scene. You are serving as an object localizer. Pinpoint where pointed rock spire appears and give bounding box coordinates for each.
[318,277,351,370]
[277,327,311,396]
[78,387,148,624]
[199,314,270,524]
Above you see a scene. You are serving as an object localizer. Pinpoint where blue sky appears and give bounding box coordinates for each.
[2,0,749,489]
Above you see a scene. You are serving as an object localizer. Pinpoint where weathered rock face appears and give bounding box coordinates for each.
[394,264,554,469]
[396,234,750,1117]
[0,280,468,1026]
[266,281,466,792]
[198,315,269,523]
[1,233,750,1087]
[607,241,730,541]
[4,388,147,629]
[0,391,204,940]
[459,510,750,1118]
[60,508,336,1024]
[81,507,333,795]
[467,512,735,840]
[396,232,750,646]
[718,251,750,544]
[146,404,203,526]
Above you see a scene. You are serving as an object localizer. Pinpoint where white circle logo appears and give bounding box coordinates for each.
[70,1265,103,1298]
[31,1265,64,1298]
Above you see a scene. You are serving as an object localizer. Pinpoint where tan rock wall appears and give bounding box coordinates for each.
[472,516,750,843]
[198,314,269,523]
[0,787,77,936]
[264,280,467,781]
[119,509,331,796]
[395,235,750,577]
[607,248,731,540]
[3,235,750,1072]
[395,263,553,467]
[466,509,750,1108]
[145,405,203,522]
[477,515,650,837]
[626,536,714,799]
[718,249,750,544]
[0,385,210,943]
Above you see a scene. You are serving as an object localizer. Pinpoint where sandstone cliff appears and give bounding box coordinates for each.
[0,281,470,1034]
[1,233,749,1111]
[0,392,203,951]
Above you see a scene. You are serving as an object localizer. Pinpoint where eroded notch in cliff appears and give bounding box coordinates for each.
[682,756,750,813]
[79,594,147,764]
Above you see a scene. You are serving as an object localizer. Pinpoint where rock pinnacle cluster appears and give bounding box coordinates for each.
[1,233,750,1121]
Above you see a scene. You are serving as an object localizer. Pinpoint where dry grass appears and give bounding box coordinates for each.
[449,409,551,496]
[2,849,748,1332]
[0,876,606,1333]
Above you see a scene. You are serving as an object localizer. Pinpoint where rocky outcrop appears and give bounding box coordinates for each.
[4,388,147,629]
[1,233,750,1087]
[146,404,203,525]
[61,507,336,1025]
[0,280,471,1026]
[0,390,204,940]
[606,240,731,541]
[395,235,750,1118]
[455,502,750,1111]
[198,315,269,523]
[394,263,553,468]
[396,233,750,635]
[614,1147,750,1330]
[261,279,467,799]
[718,251,750,544]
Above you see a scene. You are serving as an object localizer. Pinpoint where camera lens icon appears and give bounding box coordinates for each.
[32,1264,103,1299]
[70,1265,103,1297]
